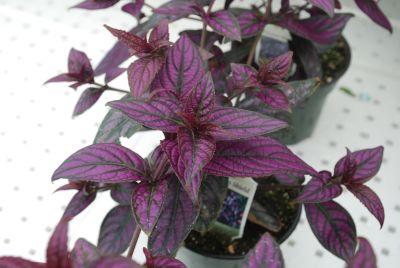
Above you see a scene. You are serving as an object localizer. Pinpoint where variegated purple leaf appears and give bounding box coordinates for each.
[205,10,241,41]
[90,256,143,268]
[258,51,293,83]
[46,220,70,268]
[346,237,377,268]
[149,19,170,45]
[104,67,126,84]
[108,97,182,133]
[291,34,322,79]
[71,238,101,268]
[177,128,216,202]
[310,0,335,17]
[132,179,168,234]
[148,176,199,256]
[154,34,205,98]
[154,1,202,17]
[98,205,136,255]
[94,95,142,144]
[355,0,392,33]
[72,0,119,10]
[256,87,290,111]
[231,63,257,91]
[237,9,266,38]
[277,78,320,106]
[144,248,187,268]
[243,232,284,268]
[111,182,136,205]
[208,107,287,140]
[274,173,305,186]
[52,143,146,183]
[277,13,353,44]
[128,56,164,97]
[121,0,144,19]
[62,188,96,220]
[347,184,384,227]
[73,87,103,117]
[104,25,152,56]
[161,139,185,181]
[185,72,215,120]
[68,48,93,80]
[194,175,228,233]
[205,137,317,177]
[0,258,45,268]
[296,171,342,203]
[334,147,384,184]
[305,200,357,260]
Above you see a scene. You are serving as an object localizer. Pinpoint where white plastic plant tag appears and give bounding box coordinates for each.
[212,177,258,240]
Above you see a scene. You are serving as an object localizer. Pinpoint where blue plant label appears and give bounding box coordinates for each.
[213,177,258,240]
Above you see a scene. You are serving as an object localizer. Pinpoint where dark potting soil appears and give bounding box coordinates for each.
[319,37,347,84]
[184,179,300,258]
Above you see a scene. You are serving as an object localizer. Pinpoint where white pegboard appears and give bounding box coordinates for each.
[0,0,399,267]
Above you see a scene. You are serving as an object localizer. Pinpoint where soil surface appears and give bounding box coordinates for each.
[184,178,301,258]
[319,37,348,84]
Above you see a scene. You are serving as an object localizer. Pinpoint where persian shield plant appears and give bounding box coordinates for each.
[0,0,391,267]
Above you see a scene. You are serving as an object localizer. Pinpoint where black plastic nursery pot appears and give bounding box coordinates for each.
[270,37,352,144]
[182,178,302,263]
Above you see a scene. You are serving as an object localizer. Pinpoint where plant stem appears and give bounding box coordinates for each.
[245,0,273,65]
[127,226,141,259]
[93,82,130,94]
[143,2,155,10]
[200,22,207,49]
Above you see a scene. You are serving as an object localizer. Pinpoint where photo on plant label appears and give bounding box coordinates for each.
[217,190,248,229]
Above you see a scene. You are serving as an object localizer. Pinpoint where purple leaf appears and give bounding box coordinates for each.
[205,137,317,177]
[68,48,94,81]
[104,25,152,56]
[98,205,136,255]
[346,237,377,268]
[347,184,384,227]
[185,72,215,120]
[149,19,170,45]
[154,1,201,17]
[52,143,146,183]
[277,13,353,44]
[205,10,241,41]
[277,78,320,106]
[161,139,185,182]
[334,147,384,184]
[208,107,287,140]
[111,182,136,205]
[0,258,45,268]
[73,87,103,117]
[243,232,284,268]
[71,238,101,268]
[296,171,342,203]
[128,56,165,97]
[144,248,187,268]
[46,220,70,268]
[310,0,335,17]
[154,34,205,98]
[72,0,120,10]
[90,256,142,268]
[148,176,199,256]
[354,0,392,33]
[177,128,216,202]
[183,30,221,50]
[45,73,77,84]
[121,0,144,19]
[237,9,266,38]
[256,87,290,111]
[132,179,168,234]
[274,173,305,186]
[231,63,257,91]
[258,51,293,83]
[194,176,228,233]
[108,97,183,133]
[305,200,357,260]
[104,67,126,84]
[249,201,281,232]
[62,187,97,220]
[291,34,323,79]
[94,95,142,144]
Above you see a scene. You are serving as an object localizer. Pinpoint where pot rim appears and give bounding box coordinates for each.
[184,201,303,260]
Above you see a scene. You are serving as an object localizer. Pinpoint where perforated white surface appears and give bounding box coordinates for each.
[0,1,399,267]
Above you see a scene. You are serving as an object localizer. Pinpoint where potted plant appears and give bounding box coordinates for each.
[0,0,390,267]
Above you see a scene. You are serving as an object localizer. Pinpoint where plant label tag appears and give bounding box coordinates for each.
[212,177,258,240]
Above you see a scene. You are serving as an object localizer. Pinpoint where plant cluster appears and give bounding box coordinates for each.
[0,0,391,267]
